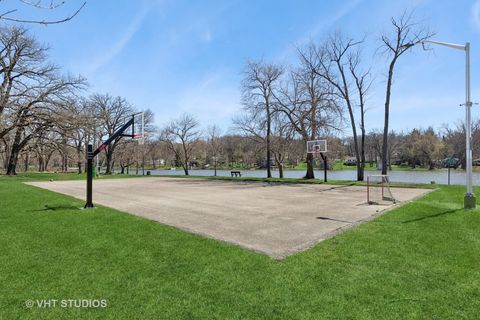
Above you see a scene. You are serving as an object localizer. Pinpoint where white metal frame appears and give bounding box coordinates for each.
[367,174,395,204]
[306,140,327,154]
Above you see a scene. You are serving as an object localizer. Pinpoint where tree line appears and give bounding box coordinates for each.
[232,11,433,180]
[2,11,469,179]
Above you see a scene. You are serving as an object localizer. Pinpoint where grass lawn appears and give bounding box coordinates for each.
[1,173,479,319]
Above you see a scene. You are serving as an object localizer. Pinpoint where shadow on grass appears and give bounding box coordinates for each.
[34,204,81,212]
[402,209,462,223]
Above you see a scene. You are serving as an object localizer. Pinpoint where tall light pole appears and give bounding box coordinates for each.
[414,40,475,208]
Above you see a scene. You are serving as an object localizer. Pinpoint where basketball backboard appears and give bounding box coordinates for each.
[306,140,327,154]
[131,112,145,145]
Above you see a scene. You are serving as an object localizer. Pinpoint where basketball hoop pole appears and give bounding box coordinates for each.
[85,144,94,208]
[320,153,327,183]
[84,115,137,209]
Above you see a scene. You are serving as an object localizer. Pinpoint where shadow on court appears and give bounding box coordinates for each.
[316,216,353,223]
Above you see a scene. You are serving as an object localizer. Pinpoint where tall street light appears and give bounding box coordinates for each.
[406,40,475,208]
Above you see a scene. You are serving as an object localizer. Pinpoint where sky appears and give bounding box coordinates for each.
[12,0,480,136]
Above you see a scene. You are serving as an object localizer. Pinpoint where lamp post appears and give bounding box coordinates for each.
[413,40,475,208]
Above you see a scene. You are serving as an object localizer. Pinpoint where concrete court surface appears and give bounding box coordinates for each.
[27,177,431,259]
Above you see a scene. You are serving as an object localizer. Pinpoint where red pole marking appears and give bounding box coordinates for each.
[98,144,106,152]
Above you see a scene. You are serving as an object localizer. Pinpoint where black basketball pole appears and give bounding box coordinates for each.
[320,153,327,183]
[84,116,135,209]
[85,144,94,208]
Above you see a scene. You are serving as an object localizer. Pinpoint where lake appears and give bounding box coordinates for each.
[129,168,478,185]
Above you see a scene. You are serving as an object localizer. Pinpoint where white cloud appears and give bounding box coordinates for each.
[301,0,363,42]
[275,0,363,61]
[86,6,149,75]
[472,0,480,30]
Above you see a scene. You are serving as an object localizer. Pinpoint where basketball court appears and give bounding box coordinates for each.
[28,177,431,259]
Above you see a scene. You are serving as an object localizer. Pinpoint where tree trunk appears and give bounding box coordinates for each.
[23,151,29,172]
[352,133,362,181]
[266,109,272,178]
[278,162,284,178]
[382,60,396,175]
[45,153,53,171]
[305,153,315,179]
[76,144,83,174]
[105,150,114,174]
[343,94,362,181]
[38,154,44,171]
[6,147,20,175]
[62,153,68,172]
[6,128,23,175]
[360,112,366,181]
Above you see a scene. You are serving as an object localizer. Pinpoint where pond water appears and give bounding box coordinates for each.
[128,168,479,185]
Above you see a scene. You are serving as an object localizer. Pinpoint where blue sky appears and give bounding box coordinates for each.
[20,0,480,135]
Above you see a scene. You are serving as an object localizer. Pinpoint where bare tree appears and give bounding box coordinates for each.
[241,60,283,178]
[56,99,93,173]
[232,110,267,166]
[302,35,371,181]
[275,48,342,179]
[0,26,57,139]
[207,125,222,176]
[160,113,201,176]
[0,27,86,175]
[0,0,86,25]
[89,93,135,174]
[270,113,296,178]
[379,11,434,174]
[5,72,85,176]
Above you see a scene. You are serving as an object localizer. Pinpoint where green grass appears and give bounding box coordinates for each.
[1,173,479,319]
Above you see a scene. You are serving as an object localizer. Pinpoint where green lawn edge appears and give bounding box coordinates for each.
[1,173,479,319]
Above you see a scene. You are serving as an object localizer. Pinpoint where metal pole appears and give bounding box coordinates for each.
[464,42,476,208]
[85,144,94,208]
[323,156,327,182]
[418,39,476,208]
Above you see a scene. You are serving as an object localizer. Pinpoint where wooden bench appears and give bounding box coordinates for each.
[231,170,242,177]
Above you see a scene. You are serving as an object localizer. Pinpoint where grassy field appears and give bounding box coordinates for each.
[1,173,479,319]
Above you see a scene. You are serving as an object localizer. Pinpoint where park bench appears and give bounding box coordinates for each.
[231,170,242,177]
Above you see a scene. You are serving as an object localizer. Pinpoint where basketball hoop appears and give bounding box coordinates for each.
[306,139,328,182]
[133,133,145,145]
[85,111,146,208]
[307,140,327,154]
